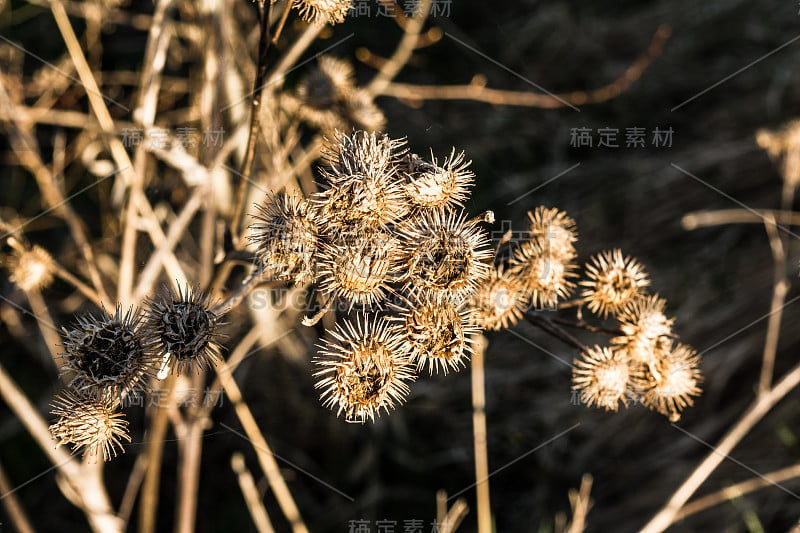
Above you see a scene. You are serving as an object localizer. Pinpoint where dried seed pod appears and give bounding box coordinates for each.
[572,346,631,412]
[314,314,415,423]
[60,307,153,401]
[145,285,223,375]
[396,296,479,374]
[341,89,386,132]
[612,295,675,365]
[525,206,577,262]
[321,130,406,185]
[633,341,702,422]
[250,192,318,285]
[509,240,576,309]
[7,245,54,292]
[49,390,130,461]
[399,209,493,301]
[471,266,531,330]
[316,227,401,308]
[293,0,352,24]
[296,55,354,110]
[580,249,650,317]
[403,149,474,210]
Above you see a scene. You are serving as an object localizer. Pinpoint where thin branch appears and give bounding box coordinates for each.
[676,462,800,521]
[231,0,273,243]
[759,214,787,396]
[215,359,310,533]
[639,360,800,533]
[231,452,276,533]
[366,0,432,96]
[682,209,800,230]
[525,312,589,352]
[378,25,671,108]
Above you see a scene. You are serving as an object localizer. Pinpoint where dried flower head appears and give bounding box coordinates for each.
[399,209,493,301]
[316,132,409,227]
[634,341,702,421]
[322,130,405,183]
[397,297,479,374]
[250,192,318,285]
[296,55,354,110]
[60,307,153,401]
[572,346,631,412]
[7,245,54,292]
[314,314,414,423]
[49,391,130,461]
[509,240,576,309]
[293,0,352,24]
[612,295,675,365]
[581,249,650,317]
[403,150,474,210]
[342,89,386,132]
[526,206,577,261]
[145,285,223,375]
[471,266,531,330]
[317,227,401,307]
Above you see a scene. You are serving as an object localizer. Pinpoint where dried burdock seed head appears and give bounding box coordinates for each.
[342,89,386,132]
[60,306,153,401]
[612,295,675,365]
[572,346,631,412]
[317,227,400,307]
[399,209,493,301]
[634,341,702,422]
[526,206,577,262]
[404,149,474,210]
[321,130,406,184]
[315,171,409,228]
[250,192,318,285]
[471,266,531,331]
[396,296,479,374]
[145,285,223,375]
[7,245,54,292]
[581,249,650,317]
[297,55,354,110]
[509,240,576,309]
[314,314,414,423]
[49,391,130,462]
[293,0,351,24]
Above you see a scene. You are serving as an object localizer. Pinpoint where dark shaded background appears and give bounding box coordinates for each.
[2,0,800,531]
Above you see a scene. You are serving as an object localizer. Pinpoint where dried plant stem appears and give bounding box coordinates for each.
[139,375,176,533]
[0,83,111,305]
[130,188,205,303]
[211,265,272,315]
[639,360,800,533]
[215,361,309,533]
[117,452,149,526]
[525,312,589,352]
[0,461,36,533]
[22,287,62,368]
[550,317,622,336]
[379,26,670,108]
[759,214,787,396]
[50,261,104,308]
[565,474,593,533]
[270,0,293,47]
[266,21,324,89]
[232,452,277,533]
[231,0,273,243]
[367,0,432,96]
[174,388,205,533]
[675,461,800,521]
[48,0,142,303]
[118,0,174,306]
[471,335,492,533]
[0,361,122,533]
[682,209,800,230]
